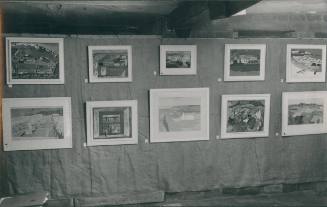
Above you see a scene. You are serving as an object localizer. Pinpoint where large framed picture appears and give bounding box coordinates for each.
[221,94,270,139]
[286,44,326,82]
[88,45,132,82]
[150,88,209,143]
[160,45,197,75]
[6,37,64,85]
[86,100,138,146]
[2,97,72,151]
[224,44,266,81]
[282,91,327,136]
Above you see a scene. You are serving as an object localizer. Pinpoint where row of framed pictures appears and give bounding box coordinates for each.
[3,88,327,151]
[6,37,327,84]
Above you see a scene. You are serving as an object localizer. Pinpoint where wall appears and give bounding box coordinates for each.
[1,35,327,199]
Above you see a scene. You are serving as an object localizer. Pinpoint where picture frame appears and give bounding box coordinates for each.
[86,100,138,146]
[160,45,197,75]
[2,97,72,151]
[224,44,266,81]
[282,91,327,136]
[150,88,209,143]
[6,37,65,85]
[286,44,326,82]
[88,45,132,82]
[220,94,270,139]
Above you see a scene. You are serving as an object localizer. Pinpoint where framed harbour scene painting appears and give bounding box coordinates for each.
[2,97,72,151]
[150,88,209,143]
[88,45,132,82]
[282,91,327,136]
[6,37,64,85]
[86,100,138,146]
[160,45,197,75]
[220,94,270,139]
[286,44,326,82]
[224,44,266,81]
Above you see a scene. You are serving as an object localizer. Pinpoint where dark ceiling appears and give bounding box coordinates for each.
[0,0,261,37]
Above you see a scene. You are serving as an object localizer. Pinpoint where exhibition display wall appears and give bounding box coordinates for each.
[1,35,327,197]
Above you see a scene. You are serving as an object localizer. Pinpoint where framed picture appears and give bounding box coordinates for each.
[224,44,266,81]
[6,37,64,85]
[282,91,327,136]
[221,94,270,139]
[150,88,209,143]
[286,44,326,82]
[88,45,132,82]
[2,97,72,151]
[160,45,197,75]
[86,100,138,146]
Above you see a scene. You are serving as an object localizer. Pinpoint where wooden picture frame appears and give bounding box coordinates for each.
[6,37,65,85]
[221,94,270,139]
[150,88,209,143]
[224,44,266,81]
[88,45,132,82]
[160,45,197,75]
[282,91,327,136]
[286,44,326,82]
[86,100,138,146]
[2,97,72,151]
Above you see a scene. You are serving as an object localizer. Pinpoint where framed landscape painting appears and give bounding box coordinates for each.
[6,37,64,85]
[221,94,270,139]
[86,100,138,146]
[286,44,326,82]
[224,44,266,81]
[88,45,132,82]
[150,88,209,143]
[160,45,197,75]
[2,97,72,151]
[282,91,327,136]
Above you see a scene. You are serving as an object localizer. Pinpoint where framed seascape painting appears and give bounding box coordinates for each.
[224,44,266,81]
[6,37,64,85]
[2,97,72,151]
[221,94,270,139]
[282,91,327,136]
[86,100,138,146]
[160,45,197,75]
[88,45,132,82]
[286,44,326,82]
[150,88,209,143]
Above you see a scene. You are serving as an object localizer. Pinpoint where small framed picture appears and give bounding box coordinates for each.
[150,88,209,143]
[224,44,266,81]
[282,91,327,136]
[2,97,72,151]
[88,45,132,82]
[6,37,65,85]
[86,100,138,146]
[221,94,270,139]
[160,45,197,75]
[286,44,326,82]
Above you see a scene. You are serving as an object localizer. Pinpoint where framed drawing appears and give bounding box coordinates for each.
[221,94,270,139]
[282,91,327,136]
[224,44,266,81]
[150,88,209,143]
[86,100,138,146]
[2,97,72,151]
[286,44,326,82]
[160,45,197,75]
[88,45,132,82]
[6,37,64,85]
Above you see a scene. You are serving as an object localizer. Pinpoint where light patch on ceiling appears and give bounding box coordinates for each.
[233,9,247,16]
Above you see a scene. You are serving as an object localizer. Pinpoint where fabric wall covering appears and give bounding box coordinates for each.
[1,35,327,198]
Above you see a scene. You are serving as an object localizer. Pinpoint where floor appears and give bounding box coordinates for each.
[45,190,327,207]
[118,191,327,207]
